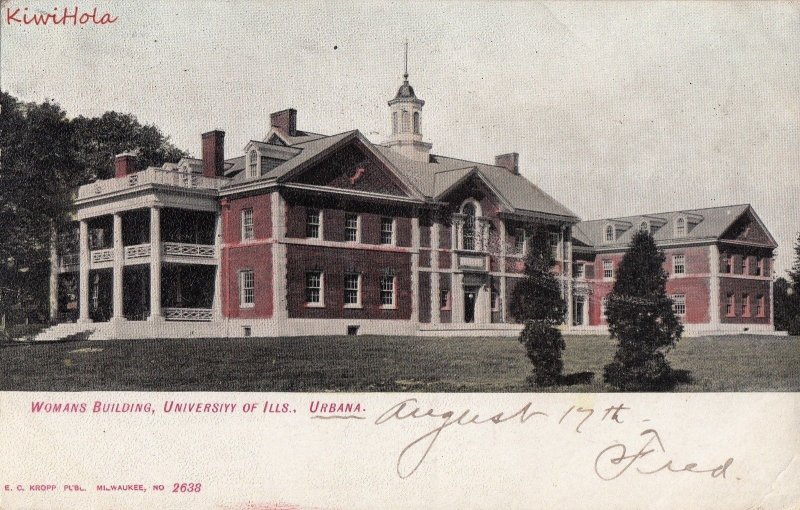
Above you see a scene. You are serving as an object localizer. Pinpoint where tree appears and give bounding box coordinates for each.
[774,277,800,335]
[510,229,567,386]
[0,92,187,327]
[603,230,683,391]
[789,233,800,288]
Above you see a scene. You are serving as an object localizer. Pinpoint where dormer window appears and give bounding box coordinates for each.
[604,225,615,242]
[247,149,259,178]
[675,217,687,237]
[639,221,649,233]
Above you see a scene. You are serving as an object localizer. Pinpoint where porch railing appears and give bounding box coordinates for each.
[163,307,213,321]
[58,253,79,270]
[124,243,151,259]
[162,242,215,258]
[78,167,229,199]
[90,248,113,263]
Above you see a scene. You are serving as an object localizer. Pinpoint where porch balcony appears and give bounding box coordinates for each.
[77,167,228,199]
[164,307,213,321]
[456,251,487,271]
[122,242,216,264]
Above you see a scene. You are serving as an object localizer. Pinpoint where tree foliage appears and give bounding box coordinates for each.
[775,234,800,335]
[0,92,187,325]
[510,229,567,386]
[603,230,683,391]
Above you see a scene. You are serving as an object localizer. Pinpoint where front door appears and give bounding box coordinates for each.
[573,296,585,326]
[464,287,478,323]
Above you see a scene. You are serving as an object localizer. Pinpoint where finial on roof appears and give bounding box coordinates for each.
[403,39,409,80]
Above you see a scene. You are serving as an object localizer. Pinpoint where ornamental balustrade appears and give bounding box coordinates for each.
[78,168,228,199]
[162,242,215,258]
[124,244,151,259]
[58,253,80,270]
[163,307,213,321]
[90,248,114,263]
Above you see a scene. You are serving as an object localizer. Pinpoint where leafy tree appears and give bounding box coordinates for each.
[789,233,800,288]
[774,277,800,335]
[0,92,187,326]
[603,230,683,391]
[510,229,567,386]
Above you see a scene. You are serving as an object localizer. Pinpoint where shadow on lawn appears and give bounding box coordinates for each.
[558,371,595,386]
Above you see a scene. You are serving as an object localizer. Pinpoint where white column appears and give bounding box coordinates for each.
[78,220,91,323]
[49,225,59,322]
[430,222,440,324]
[149,207,163,321]
[452,273,464,323]
[112,213,125,321]
[499,220,507,323]
[709,244,721,328]
[271,191,288,320]
[564,226,573,329]
[212,209,223,320]
[410,215,420,325]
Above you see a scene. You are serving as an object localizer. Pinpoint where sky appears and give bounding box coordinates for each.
[2,1,798,274]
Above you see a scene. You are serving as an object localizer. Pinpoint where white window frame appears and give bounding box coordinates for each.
[306,208,322,239]
[574,263,585,279]
[247,149,259,178]
[639,221,650,233]
[601,297,609,323]
[514,228,527,254]
[756,294,765,317]
[344,213,360,243]
[603,260,614,279]
[604,225,615,243]
[671,293,686,316]
[380,217,395,245]
[741,293,751,317]
[726,294,736,317]
[241,208,254,242]
[673,254,685,275]
[343,273,361,308]
[305,271,324,307]
[440,289,451,310]
[675,216,687,237]
[239,269,255,309]
[379,275,396,309]
[549,232,560,260]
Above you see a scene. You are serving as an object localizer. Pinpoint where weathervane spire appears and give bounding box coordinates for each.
[403,39,409,80]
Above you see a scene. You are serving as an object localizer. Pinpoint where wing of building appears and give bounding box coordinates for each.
[39,73,779,341]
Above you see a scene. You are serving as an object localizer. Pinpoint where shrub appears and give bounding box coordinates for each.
[519,322,566,386]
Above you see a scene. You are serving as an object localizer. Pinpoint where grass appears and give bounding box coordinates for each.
[0,334,797,392]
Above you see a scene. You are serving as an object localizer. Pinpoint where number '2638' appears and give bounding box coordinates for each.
[172,483,202,493]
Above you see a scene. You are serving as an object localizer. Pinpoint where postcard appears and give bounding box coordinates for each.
[1,1,798,509]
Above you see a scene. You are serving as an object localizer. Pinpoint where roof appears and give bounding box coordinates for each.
[574,204,775,248]
[222,127,579,221]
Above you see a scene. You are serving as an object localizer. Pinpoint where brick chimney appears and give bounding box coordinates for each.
[495,153,519,175]
[202,130,225,178]
[114,153,136,178]
[270,109,297,137]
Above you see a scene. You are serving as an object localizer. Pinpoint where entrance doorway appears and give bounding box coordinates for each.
[464,286,478,323]
[573,295,586,326]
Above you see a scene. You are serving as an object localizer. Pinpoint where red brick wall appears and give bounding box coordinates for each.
[665,277,710,323]
[719,277,771,325]
[223,194,272,243]
[222,243,274,319]
[662,246,709,275]
[285,244,412,319]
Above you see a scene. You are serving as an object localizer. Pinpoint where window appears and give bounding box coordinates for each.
[305,271,323,306]
[639,221,649,233]
[722,253,732,273]
[574,263,585,279]
[344,213,359,242]
[675,217,687,237]
[491,285,500,311]
[549,232,560,260]
[380,275,395,308]
[601,297,609,322]
[743,256,750,275]
[462,203,476,251]
[392,112,398,134]
[241,208,254,241]
[380,217,395,245]
[306,208,321,238]
[742,293,750,317]
[514,228,526,254]
[440,289,450,310]
[401,110,411,132]
[603,260,614,279]
[672,294,686,316]
[413,111,420,134]
[756,295,765,317]
[239,270,254,308]
[673,254,685,275]
[247,150,259,178]
[755,258,763,276]
[344,273,360,307]
[726,294,736,317]
[762,258,770,277]
[605,225,614,242]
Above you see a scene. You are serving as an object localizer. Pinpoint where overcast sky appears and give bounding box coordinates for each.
[3,1,798,274]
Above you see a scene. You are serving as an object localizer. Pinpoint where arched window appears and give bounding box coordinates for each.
[413,112,420,134]
[401,110,411,132]
[605,225,614,242]
[248,150,258,178]
[676,217,686,237]
[462,203,476,251]
[639,221,649,233]
[392,112,398,134]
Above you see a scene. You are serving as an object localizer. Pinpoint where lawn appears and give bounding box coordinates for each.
[0,334,798,392]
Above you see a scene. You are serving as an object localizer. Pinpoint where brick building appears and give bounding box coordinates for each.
[39,72,778,340]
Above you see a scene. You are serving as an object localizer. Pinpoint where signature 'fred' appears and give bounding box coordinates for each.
[594,429,734,481]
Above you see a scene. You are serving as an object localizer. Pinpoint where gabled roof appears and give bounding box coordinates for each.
[575,204,776,249]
